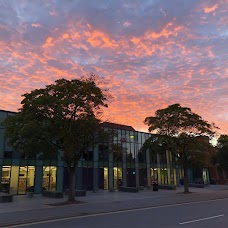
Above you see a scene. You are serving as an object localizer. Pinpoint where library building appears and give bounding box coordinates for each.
[0,109,193,195]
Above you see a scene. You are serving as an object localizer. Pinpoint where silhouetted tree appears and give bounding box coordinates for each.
[144,104,217,193]
[4,74,111,202]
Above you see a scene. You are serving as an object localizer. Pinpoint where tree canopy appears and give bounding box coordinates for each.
[4,74,111,201]
[216,135,228,170]
[145,103,217,138]
[144,104,217,193]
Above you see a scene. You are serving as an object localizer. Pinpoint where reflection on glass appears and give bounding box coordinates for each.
[18,166,27,194]
[161,168,168,184]
[104,167,108,190]
[114,167,122,189]
[150,168,158,184]
[1,166,11,193]
[42,166,57,191]
[18,166,35,194]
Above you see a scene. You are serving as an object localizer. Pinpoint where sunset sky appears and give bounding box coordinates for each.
[0,0,227,134]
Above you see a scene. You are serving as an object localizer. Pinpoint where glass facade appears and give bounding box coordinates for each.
[0,110,184,194]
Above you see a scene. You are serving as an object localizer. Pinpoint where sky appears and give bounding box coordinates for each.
[0,0,227,134]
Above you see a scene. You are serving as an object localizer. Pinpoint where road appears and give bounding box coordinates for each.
[7,198,228,228]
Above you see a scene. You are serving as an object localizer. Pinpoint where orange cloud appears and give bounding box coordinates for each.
[62,33,69,39]
[146,22,182,39]
[204,4,218,13]
[43,37,54,48]
[86,30,117,48]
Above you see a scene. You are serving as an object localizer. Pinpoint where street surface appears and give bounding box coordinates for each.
[8,198,228,228]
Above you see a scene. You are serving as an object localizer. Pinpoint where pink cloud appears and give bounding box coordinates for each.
[0,0,227,136]
[204,4,218,13]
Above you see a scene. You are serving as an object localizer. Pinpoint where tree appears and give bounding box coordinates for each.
[3,74,110,202]
[216,135,228,170]
[144,104,217,193]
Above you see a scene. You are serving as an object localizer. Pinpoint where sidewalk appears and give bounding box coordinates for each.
[1,185,228,227]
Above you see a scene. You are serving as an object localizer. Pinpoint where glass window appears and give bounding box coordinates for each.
[1,166,11,193]
[42,166,57,191]
[113,143,122,162]
[117,129,122,141]
[126,143,132,162]
[18,166,27,194]
[126,131,130,142]
[130,143,135,159]
[4,151,12,159]
[104,167,108,190]
[138,132,142,144]
[161,168,168,185]
[114,167,122,189]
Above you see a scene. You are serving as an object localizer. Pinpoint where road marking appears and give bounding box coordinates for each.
[5,198,228,227]
[179,214,224,225]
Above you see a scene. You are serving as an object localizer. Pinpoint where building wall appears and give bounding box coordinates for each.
[0,110,178,194]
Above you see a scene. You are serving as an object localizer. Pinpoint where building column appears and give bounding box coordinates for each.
[157,153,161,185]
[76,161,83,190]
[108,151,114,191]
[135,146,139,189]
[166,151,171,185]
[93,145,99,192]
[145,149,150,188]
[122,146,127,187]
[175,158,181,187]
[0,162,2,189]
[34,163,43,194]
[56,165,63,192]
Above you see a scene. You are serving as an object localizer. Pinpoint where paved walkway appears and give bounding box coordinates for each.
[0,185,228,227]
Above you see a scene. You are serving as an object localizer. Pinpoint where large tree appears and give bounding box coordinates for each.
[216,135,228,170]
[144,104,217,193]
[3,74,110,202]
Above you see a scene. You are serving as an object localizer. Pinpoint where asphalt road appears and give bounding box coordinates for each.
[8,198,228,228]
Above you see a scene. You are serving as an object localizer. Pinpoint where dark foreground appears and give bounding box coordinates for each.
[7,198,228,228]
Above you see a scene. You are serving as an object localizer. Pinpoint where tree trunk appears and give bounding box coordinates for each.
[183,167,189,193]
[68,167,76,202]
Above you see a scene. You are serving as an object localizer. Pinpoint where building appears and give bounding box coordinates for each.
[0,109,189,194]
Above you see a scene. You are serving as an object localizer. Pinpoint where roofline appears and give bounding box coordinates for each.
[0,109,17,114]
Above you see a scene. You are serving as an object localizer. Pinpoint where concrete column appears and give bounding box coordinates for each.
[175,157,181,186]
[56,166,63,192]
[0,128,5,159]
[93,145,99,192]
[122,146,127,187]
[157,153,161,185]
[166,151,171,185]
[108,150,114,191]
[146,149,152,188]
[135,145,139,189]
[0,162,2,189]
[34,164,43,193]
[76,167,83,190]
